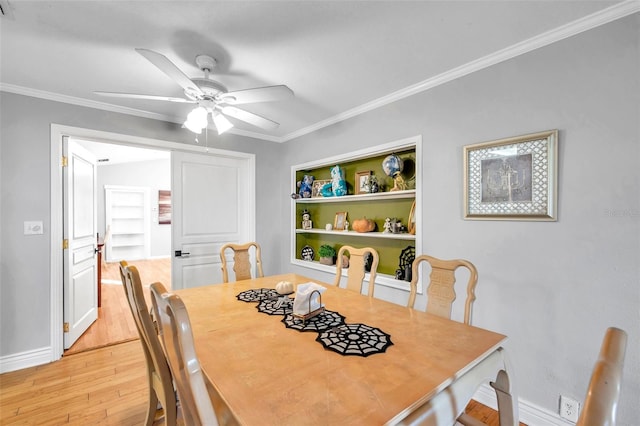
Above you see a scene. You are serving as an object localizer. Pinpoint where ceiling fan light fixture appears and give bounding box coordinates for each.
[188,106,208,127]
[183,106,209,133]
[212,112,234,135]
[183,118,203,134]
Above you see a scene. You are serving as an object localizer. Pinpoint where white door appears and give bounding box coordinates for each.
[171,151,253,289]
[63,138,98,349]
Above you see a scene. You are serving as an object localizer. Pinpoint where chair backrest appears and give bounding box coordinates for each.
[119,262,177,425]
[408,255,478,325]
[333,245,379,297]
[577,327,627,426]
[220,242,264,283]
[150,283,220,426]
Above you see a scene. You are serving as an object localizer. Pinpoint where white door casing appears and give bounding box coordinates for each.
[51,124,255,360]
[63,137,98,349]
[171,151,252,289]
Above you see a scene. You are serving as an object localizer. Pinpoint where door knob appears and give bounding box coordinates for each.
[175,250,191,257]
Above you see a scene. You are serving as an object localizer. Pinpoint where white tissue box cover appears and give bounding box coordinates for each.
[292,282,326,315]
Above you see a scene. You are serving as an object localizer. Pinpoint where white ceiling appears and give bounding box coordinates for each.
[1,1,636,143]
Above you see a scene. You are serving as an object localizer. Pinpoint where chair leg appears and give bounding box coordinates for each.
[145,386,160,426]
[161,390,178,426]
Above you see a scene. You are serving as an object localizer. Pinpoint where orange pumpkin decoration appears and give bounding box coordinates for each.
[352,217,376,233]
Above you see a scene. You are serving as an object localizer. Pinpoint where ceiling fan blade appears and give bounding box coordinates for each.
[218,85,293,105]
[135,48,203,96]
[221,106,280,130]
[94,91,195,103]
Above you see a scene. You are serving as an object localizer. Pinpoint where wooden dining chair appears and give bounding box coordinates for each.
[150,283,238,426]
[407,255,478,325]
[333,245,379,297]
[220,242,264,283]
[119,261,177,426]
[577,327,627,426]
[458,327,628,426]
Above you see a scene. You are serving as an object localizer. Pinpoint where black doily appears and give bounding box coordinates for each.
[236,288,279,303]
[281,310,346,332]
[256,297,293,315]
[316,323,393,357]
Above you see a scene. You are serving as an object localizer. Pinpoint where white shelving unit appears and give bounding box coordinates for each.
[290,135,422,291]
[104,185,151,262]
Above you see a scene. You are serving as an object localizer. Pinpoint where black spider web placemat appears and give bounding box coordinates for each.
[236,288,279,303]
[281,310,346,332]
[256,297,293,315]
[237,289,392,357]
[316,323,393,357]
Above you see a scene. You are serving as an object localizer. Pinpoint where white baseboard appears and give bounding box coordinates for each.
[473,384,576,426]
[0,346,53,374]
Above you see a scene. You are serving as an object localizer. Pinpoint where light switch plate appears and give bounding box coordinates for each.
[24,221,44,235]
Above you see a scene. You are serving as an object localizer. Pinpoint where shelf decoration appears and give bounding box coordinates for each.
[395,245,415,282]
[408,201,416,235]
[318,244,337,265]
[301,245,314,261]
[382,154,406,191]
[320,165,348,197]
[355,170,372,195]
[352,217,376,233]
[333,212,347,231]
[301,209,312,230]
[297,174,315,198]
[312,179,330,197]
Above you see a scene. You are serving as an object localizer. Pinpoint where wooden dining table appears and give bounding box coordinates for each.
[174,273,518,425]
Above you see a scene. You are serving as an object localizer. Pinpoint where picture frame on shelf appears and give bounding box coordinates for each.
[463,129,558,221]
[311,179,331,197]
[355,170,372,195]
[334,211,347,231]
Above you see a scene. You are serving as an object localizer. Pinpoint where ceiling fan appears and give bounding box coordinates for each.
[95,48,294,135]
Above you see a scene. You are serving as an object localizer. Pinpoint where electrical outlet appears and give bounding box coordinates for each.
[560,395,580,422]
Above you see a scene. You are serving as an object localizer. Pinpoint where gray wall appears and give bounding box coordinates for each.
[0,13,638,424]
[280,15,639,424]
[0,92,284,356]
[96,158,172,258]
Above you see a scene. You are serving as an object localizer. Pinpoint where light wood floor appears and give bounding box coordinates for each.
[1,339,521,426]
[64,258,171,355]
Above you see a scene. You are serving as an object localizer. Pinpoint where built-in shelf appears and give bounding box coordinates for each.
[295,228,415,240]
[295,189,415,203]
[291,135,422,291]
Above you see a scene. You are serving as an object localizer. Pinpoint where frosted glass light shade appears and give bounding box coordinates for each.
[213,112,233,135]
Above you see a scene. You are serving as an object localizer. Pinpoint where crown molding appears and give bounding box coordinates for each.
[2,1,637,144]
[0,82,184,122]
[280,0,640,142]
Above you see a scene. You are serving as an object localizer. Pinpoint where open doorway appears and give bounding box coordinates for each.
[51,124,257,361]
[64,140,171,355]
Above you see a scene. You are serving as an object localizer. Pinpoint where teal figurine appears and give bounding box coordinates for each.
[320,165,347,197]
